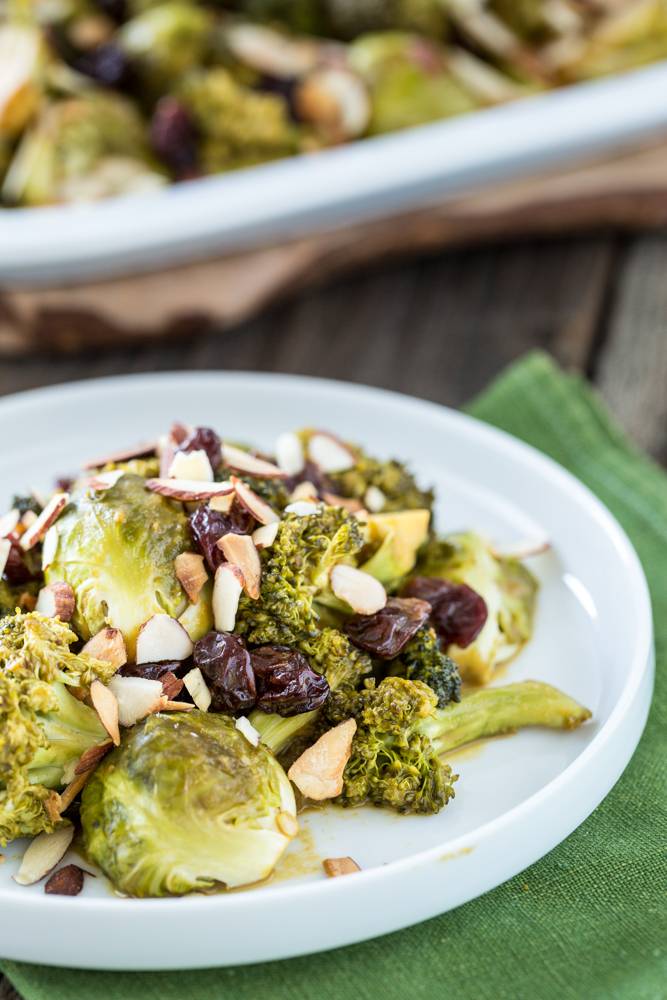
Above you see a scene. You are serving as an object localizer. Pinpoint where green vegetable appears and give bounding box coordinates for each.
[357,508,431,590]
[45,473,194,658]
[392,625,461,708]
[81,710,297,897]
[235,0,447,40]
[0,578,40,620]
[0,611,114,845]
[120,2,214,91]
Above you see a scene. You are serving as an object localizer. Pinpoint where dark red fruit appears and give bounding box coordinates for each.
[3,543,35,586]
[193,631,256,712]
[177,426,221,472]
[189,503,254,571]
[249,645,329,717]
[118,661,186,682]
[149,97,199,180]
[400,576,487,648]
[344,597,432,658]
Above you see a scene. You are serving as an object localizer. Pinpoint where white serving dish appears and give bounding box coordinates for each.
[0,371,654,970]
[1,61,667,286]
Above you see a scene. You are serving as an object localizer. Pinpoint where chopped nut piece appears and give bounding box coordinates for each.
[218,533,261,599]
[212,561,245,631]
[183,666,212,712]
[90,679,121,746]
[44,864,85,896]
[108,675,164,726]
[41,525,59,571]
[19,492,68,551]
[59,772,92,812]
[289,481,319,502]
[285,500,319,516]
[136,614,194,664]
[174,551,208,605]
[330,564,387,614]
[13,826,75,886]
[275,431,305,476]
[323,857,361,878]
[44,791,62,822]
[81,439,158,470]
[74,740,114,775]
[83,469,125,491]
[160,670,184,701]
[221,443,286,478]
[363,485,386,512]
[232,476,280,525]
[209,492,235,513]
[144,478,234,501]
[321,491,364,512]
[235,715,261,746]
[252,522,279,550]
[276,811,300,837]
[162,700,193,711]
[288,718,356,800]
[167,449,214,482]
[308,432,356,473]
[81,627,127,668]
[35,581,75,622]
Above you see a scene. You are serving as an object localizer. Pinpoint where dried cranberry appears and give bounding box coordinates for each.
[118,661,186,681]
[3,543,35,586]
[400,576,487,649]
[76,43,133,90]
[344,597,432,658]
[149,98,200,181]
[249,645,329,717]
[177,425,221,472]
[193,631,256,712]
[189,503,254,572]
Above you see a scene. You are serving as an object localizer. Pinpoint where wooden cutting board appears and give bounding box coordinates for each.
[3,134,667,355]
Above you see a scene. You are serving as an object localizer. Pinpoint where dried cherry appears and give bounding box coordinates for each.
[118,660,186,682]
[344,597,432,658]
[249,645,329,716]
[150,98,200,181]
[189,503,254,571]
[3,543,36,586]
[193,631,256,712]
[400,576,487,648]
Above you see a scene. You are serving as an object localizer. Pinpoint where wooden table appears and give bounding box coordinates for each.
[0,226,664,998]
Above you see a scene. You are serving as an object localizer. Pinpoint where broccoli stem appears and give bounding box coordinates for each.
[249,707,319,756]
[417,680,592,756]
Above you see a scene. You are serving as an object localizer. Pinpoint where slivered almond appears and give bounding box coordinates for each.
[275,431,305,475]
[330,564,386,614]
[276,811,300,837]
[323,857,360,878]
[252,522,279,550]
[320,491,364,512]
[174,551,208,605]
[0,538,10,577]
[81,627,127,668]
[167,449,214,482]
[145,478,234,501]
[74,740,114,775]
[307,432,356,473]
[235,715,261,746]
[0,508,20,537]
[232,476,280,525]
[183,667,212,712]
[90,679,120,746]
[209,493,235,513]
[217,533,261,599]
[13,826,75,886]
[44,791,62,823]
[289,481,319,502]
[59,772,91,812]
[19,492,68,550]
[83,469,125,490]
[285,500,319,516]
[160,670,184,700]
[162,700,193,711]
[136,614,194,664]
[81,439,158,470]
[212,562,245,631]
[288,719,356,800]
[41,525,59,571]
[221,443,286,478]
[108,674,164,726]
[35,581,75,622]
[30,487,50,510]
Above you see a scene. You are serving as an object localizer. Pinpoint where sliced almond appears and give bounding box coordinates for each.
[209,492,235,513]
[19,492,68,551]
[13,826,75,887]
[285,500,319,516]
[222,443,286,479]
[74,740,114,775]
[90,679,120,745]
[80,627,127,668]
[0,508,20,538]
[30,486,50,510]
[330,564,386,614]
[295,67,371,141]
[59,771,92,812]
[217,534,261,600]
[41,524,59,571]
[160,670,184,701]
[108,674,164,727]
[83,469,126,491]
[145,478,234,501]
[307,432,356,473]
[35,581,75,622]
[232,476,280,525]
[363,485,386,513]
[320,491,364,512]
[252,522,279,550]
[161,700,193,711]
[288,718,357,800]
[44,864,85,896]
[212,562,245,631]
[174,551,208,605]
[135,614,195,664]
[81,439,158,470]
[323,857,360,878]
[0,538,10,577]
[289,481,319,502]
[275,431,305,476]
[167,449,214,482]
[226,22,320,78]
[276,811,300,837]
[182,667,212,712]
[235,715,261,746]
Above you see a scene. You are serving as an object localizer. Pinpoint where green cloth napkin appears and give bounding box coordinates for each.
[3,350,667,1000]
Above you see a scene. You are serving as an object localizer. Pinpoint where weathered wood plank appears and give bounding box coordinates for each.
[0,976,22,1000]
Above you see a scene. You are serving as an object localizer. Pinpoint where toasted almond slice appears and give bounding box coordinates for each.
[145,478,234,501]
[183,667,212,712]
[44,864,85,896]
[222,443,286,478]
[135,614,194,664]
[44,791,62,823]
[74,740,114,774]
[363,485,386,512]
[59,771,92,812]
[81,439,158,470]
[226,23,320,78]
[160,670,184,701]
[162,700,193,711]
[275,431,305,475]
[13,826,75,887]
[20,492,68,551]
[108,674,164,727]
[90,679,120,745]
[83,469,125,491]
[276,811,300,837]
[167,449,214,482]
[0,538,10,577]
[209,492,235,513]
[320,491,364,512]
[212,562,245,631]
[288,718,357,800]
[308,432,356,473]
[174,551,208,605]
[35,581,75,622]
[323,857,360,878]
[491,539,551,560]
[41,524,59,571]
[252,522,279,550]
[289,481,319,502]
[81,627,127,668]
[232,476,280,525]
[330,564,386,614]
[218,533,261,600]
[235,715,261,746]
[295,67,370,141]
[0,508,20,538]
[285,500,319,516]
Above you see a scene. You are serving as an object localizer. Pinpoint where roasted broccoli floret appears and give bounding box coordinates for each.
[0,611,115,845]
[313,436,434,512]
[393,625,461,708]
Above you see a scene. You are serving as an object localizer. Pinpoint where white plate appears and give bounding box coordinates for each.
[0,372,654,971]
[2,61,667,286]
